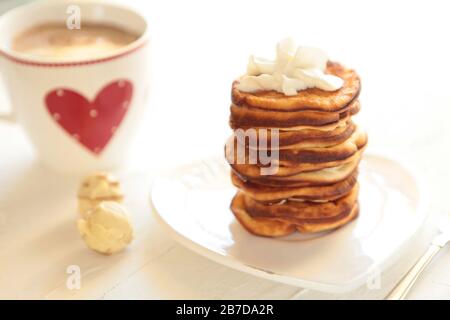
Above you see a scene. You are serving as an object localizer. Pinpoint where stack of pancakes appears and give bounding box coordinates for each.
[226,62,367,237]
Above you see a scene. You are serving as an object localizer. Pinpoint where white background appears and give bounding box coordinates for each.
[129,0,450,168]
[0,0,449,299]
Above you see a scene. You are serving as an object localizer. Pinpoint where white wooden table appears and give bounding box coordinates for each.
[0,0,449,299]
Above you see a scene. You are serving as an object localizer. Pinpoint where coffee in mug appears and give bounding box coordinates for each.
[12,23,139,59]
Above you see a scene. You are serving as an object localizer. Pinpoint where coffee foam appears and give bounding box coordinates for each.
[12,23,139,59]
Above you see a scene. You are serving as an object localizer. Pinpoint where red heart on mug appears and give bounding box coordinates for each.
[45,80,133,155]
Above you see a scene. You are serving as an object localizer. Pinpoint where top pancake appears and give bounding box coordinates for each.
[231,62,360,112]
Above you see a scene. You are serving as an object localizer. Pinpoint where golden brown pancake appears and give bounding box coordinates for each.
[229,100,360,129]
[226,133,367,178]
[296,204,359,233]
[242,120,356,150]
[231,62,360,112]
[229,148,359,178]
[230,191,359,236]
[231,194,296,237]
[238,150,363,187]
[227,123,363,161]
[277,128,367,166]
[231,169,358,203]
[244,183,358,222]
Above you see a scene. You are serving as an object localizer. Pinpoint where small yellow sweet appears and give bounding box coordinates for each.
[77,201,133,255]
[77,172,124,218]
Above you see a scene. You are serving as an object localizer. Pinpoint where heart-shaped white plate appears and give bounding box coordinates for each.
[150,153,427,293]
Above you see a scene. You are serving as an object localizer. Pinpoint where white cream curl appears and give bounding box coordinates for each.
[237,38,344,96]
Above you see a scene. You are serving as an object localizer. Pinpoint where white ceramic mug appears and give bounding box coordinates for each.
[0,0,150,174]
